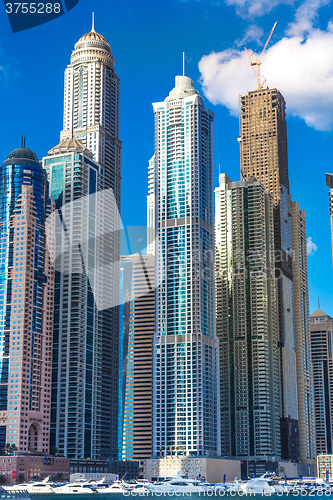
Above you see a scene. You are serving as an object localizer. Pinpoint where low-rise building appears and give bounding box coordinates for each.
[0,455,69,485]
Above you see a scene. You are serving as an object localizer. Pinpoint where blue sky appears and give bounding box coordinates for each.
[0,0,332,315]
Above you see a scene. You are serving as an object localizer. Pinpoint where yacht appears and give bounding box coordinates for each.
[229,474,286,495]
[96,481,130,494]
[145,476,212,493]
[53,481,96,494]
[3,476,54,494]
[0,486,29,500]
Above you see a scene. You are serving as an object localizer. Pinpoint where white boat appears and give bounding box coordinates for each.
[145,476,212,494]
[229,474,286,495]
[128,483,151,494]
[4,476,55,494]
[53,481,96,494]
[96,481,130,494]
[0,486,30,500]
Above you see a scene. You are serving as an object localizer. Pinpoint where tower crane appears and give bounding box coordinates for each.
[244,22,277,89]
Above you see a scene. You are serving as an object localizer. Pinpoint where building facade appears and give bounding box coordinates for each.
[152,74,220,457]
[147,155,155,256]
[42,19,121,460]
[310,308,333,455]
[120,254,155,460]
[215,174,280,465]
[0,147,54,455]
[43,137,118,459]
[326,173,333,265]
[290,200,315,462]
[239,87,299,460]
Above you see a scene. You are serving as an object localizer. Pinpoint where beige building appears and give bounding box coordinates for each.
[310,309,333,455]
[239,87,298,460]
[144,457,241,483]
[290,200,316,463]
[121,254,155,460]
[0,455,69,485]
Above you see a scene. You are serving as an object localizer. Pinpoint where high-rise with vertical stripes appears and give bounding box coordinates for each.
[239,88,299,461]
[43,19,121,459]
[151,74,220,457]
[215,174,280,468]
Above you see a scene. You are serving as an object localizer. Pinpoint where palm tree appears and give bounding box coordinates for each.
[10,444,18,456]
[3,443,11,456]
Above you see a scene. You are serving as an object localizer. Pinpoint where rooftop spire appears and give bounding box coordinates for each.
[183,52,185,77]
[91,12,95,32]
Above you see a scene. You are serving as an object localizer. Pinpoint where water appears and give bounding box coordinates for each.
[29,494,333,500]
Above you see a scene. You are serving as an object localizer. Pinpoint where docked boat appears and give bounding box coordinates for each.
[96,481,130,494]
[53,481,96,494]
[3,476,54,494]
[145,476,212,493]
[0,486,29,500]
[229,474,286,495]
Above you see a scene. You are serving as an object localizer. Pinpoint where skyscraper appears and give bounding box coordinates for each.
[43,19,121,459]
[239,88,299,460]
[326,173,333,264]
[147,155,155,256]
[290,200,315,462]
[310,308,333,455]
[152,74,220,457]
[120,254,155,460]
[0,147,54,454]
[215,174,280,470]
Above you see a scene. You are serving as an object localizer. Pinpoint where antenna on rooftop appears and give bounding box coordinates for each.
[244,22,277,89]
[183,52,185,77]
[92,12,95,32]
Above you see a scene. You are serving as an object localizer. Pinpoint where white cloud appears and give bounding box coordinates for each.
[199,0,333,131]
[236,25,264,45]
[287,0,331,35]
[307,237,318,255]
[225,0,295,18]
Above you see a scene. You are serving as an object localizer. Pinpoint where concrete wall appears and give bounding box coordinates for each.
[278,461,317,478]
[144,458,241,483]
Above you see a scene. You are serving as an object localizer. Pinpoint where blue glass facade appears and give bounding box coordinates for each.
[152,77,220,457]
[44,145,118,459]
[0,148,54,453]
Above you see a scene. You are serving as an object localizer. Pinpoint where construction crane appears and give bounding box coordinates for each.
[244,22,277,89]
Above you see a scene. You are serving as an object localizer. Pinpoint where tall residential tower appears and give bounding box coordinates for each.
[43,19,121,459]
[215,174,280,471]
[310,308,333,455]
[290,201,315,462]
[0,147,54,454]
[239,88,299,460]
[152,74,220,457]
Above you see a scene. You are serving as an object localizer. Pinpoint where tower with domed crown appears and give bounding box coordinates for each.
[43,16,120,460]
[60,14,121,203]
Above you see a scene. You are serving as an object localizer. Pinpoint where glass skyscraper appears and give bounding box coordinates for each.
[0,147,54,455]
[43,19,121,459]
[152,74,220,457]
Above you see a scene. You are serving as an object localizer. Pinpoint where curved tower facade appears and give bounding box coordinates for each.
[0,148,54,454]
[152,75,220,457]
[61,21,121,203]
